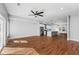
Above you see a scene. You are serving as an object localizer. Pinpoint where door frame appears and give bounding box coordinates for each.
[0,14,6,50]
[0,18,4,49]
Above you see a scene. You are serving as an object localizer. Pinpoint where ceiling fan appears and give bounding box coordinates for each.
[29,10,44,17]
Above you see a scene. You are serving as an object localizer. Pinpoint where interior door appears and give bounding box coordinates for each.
[40,27,44,36]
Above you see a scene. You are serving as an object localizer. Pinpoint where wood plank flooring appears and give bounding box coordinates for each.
[1,47,39,55]
[1,36,79,55]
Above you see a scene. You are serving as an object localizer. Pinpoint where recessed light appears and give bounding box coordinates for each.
[60,8,64,10]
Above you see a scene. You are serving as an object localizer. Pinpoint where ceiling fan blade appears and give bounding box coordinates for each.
[31,10,35,15]
[38,15,43,17]
[37,12,44,15]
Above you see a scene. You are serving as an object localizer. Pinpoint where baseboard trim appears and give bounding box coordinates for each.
[70,39,79,42]
[8,35,40,39]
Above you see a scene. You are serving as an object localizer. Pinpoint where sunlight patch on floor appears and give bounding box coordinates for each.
[13,40,28,43]
[1,47,39,55]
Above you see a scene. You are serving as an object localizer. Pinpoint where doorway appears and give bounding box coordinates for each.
[40,27,44,36]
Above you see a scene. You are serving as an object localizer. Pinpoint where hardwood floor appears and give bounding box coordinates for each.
[1,36,79,55]
[1,47,39,55]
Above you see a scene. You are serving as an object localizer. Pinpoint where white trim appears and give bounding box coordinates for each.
[0,14,6,49]
[70,39,79,42]
[8,35,40,39]
[0,14,4,49]
[67,16,70,40]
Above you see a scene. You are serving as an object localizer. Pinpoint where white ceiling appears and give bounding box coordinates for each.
[4,3,79,24]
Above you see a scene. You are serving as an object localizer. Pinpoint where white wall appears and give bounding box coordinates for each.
[0,3,8,47]
[70,13,79,41]
[9,17,40,39]
[47,25,51,37]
